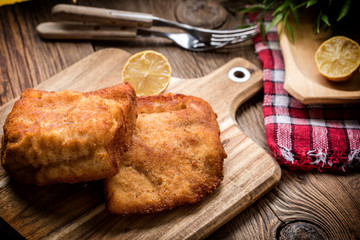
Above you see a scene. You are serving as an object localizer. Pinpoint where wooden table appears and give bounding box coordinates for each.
[0,0,359,239]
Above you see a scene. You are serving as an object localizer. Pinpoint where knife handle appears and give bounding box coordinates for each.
[52,4,154,28]
[36,22,137,40]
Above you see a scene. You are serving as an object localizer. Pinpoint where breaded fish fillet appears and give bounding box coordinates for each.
[85,83,137,154]
[105,93,227,215]
[1,83,137,186]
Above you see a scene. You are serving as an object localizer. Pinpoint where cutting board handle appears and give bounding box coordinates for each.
[169,57,263,122]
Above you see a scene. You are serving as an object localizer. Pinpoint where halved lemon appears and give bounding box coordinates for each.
[121,50,172,96]
[315,36,360,82]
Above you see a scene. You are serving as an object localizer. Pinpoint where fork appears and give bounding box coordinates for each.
[36,22,251,51]
[51,4,258,45]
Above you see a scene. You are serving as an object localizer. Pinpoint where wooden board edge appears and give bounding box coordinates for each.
[279,24,360,105]
[200,154,281,240]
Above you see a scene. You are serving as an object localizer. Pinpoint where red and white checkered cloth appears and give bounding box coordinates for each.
[252,14,360,172]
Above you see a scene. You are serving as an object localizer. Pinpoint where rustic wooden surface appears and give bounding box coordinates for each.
[0,0,359,239]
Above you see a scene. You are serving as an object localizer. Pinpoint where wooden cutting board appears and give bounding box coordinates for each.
[0,48,281,240]
[279,18,360,104]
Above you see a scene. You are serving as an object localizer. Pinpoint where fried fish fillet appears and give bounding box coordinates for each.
[1,83,137,186]
[105,93,227,215]
[85,83,137,154]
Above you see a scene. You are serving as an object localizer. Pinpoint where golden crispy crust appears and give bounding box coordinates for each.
[1,83,137,186]
[86,82,137,154]
[105,93,226,215]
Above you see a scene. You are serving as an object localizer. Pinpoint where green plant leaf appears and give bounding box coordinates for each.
[315,10,321,34]
[306,0,318,8]
[260,21,266,42]
[267,12,283,32]
[321,13,330,26]
[242,0,356,41]
[235,24,254,29]
[241,5,265,14]
[273,1,288,16]
[289,1,300,25]
[296,1,308,9]
[286,22,294,42]
[337,0,351,21]
[279,11,290,37]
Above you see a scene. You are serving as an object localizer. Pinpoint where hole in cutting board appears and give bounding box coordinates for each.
[234,71,245,78]
[228,67,250,82]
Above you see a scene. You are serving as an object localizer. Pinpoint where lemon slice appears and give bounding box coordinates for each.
[121,50,172,96]
[315,36,360,82]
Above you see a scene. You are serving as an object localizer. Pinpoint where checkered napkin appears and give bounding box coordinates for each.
[251,14,360,172]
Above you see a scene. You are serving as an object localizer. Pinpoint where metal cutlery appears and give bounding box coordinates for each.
[52,4,258,43]
[36,22,244,51]
[37,4,258,51]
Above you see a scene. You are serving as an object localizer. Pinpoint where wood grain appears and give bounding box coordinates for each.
[1,0,359,239]
[0,0,93,105]
[0,48,281,239]
[175,0,227,29]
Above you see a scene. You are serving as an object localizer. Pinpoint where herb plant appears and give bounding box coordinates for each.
[241,0,357,42]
